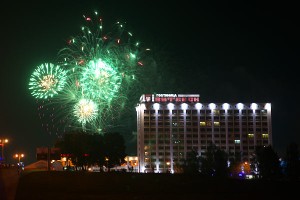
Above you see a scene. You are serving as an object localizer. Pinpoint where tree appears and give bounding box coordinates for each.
[55,131,105,170]
[103,132,127,168]
[214,148,229,177]
[200,144,215,177]
[285,142,300,180]
[199,143,228,177]
[255,145,281,179]
[181,149,200,174]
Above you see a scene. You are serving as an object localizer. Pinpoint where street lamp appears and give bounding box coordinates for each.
[0,138,9,162]
[14,153,24,163]
[166,161,170,173]
[105,157,109,172]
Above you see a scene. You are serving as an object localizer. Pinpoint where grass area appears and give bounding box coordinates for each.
[15,171,297,200]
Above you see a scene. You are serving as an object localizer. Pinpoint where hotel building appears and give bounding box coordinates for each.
[136,94,272,173]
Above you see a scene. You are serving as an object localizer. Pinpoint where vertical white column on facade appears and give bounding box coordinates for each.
[239,109,243,161]
[211,106,215,144]
[198,108,201,156]
[266,103,272,145]
[225,109,228,153]
[222,103,230,154]
[183,108,187,159]
[136,104,145,173]
[136,104,141,173]
[155,108,159,172]
[169,106,174,173]
[253,109,256,147]
[208,103,216,144]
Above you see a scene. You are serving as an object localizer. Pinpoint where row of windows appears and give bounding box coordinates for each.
[143,149,260,165]
[144,147,259,156]
[144,139,266,145]
[143,147,268,155]
[144,109,268,115]
[153,145,257,151]
[144,121,269,126]
[143,149,258,160]
[144,128,269,132]
[144,138,268,143]
[144,133,269,137]
[144,116,268,121]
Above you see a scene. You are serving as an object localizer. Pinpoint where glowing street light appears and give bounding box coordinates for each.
[14,153,24,163]
[0,138,9,162]
[105,157,109,171]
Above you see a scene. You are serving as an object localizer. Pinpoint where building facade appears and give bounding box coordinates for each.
[136,94,272,173]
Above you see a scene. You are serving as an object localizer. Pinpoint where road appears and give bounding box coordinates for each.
[0,166,20,200]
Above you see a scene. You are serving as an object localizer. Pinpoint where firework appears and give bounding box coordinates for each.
[29,63,68,99]
[80,59,121,103]
[30,11,155,135]
[56,11,150,132]
[73,98,98,124]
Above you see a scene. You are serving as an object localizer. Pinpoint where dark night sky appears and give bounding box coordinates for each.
[1,0,299,164]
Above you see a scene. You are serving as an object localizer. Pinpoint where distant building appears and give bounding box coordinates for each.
[36,147,61,161]
[136,94,272,173]
[110,156,139,172]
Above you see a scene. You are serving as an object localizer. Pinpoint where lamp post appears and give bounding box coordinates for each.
[14,153,24,164]
[166,161,170,173]
[105,157,109,172]
[0,138,9,163]
[15,153,24,175]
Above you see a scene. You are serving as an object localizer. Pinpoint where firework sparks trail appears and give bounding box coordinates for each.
[29,11,155,135]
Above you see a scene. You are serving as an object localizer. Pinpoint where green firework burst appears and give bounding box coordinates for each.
[30,10,156,135]
[73,98,98,124]
[80,59,121,103]
[29,63,68,99]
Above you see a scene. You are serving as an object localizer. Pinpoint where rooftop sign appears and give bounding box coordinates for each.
[140,94,200,103]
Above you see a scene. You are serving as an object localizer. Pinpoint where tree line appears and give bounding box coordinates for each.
[180,142,300,180]
[55,131,299,180]
[54,131,126,170]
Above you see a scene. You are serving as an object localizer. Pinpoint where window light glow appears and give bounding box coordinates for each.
[181,103,188,110]
[222,103,230,110]
[200,122,206,126]
[250,103,258,110]
[209,103,216,110]
[265,103,271,111]
[214,121,220,126]
[168,103,174,110]
[153,103,160,110]
[237,103,244,110]
[135,104,145,112]
[195,103,202,110]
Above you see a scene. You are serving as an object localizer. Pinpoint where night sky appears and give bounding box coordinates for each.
[1,0,299,164]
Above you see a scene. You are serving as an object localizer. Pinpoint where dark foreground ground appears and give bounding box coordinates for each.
[0,167,19,200]
[9,171,298,200]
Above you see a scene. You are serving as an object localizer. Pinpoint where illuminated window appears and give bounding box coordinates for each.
[234,140,240,144]
[214,121,220,126]
[248,134,254,138]
[262,134,268,139]
[200,122,206,126]
[213,110,220,115]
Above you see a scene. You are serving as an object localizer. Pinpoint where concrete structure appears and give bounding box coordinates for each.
[136,94,272,173]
